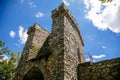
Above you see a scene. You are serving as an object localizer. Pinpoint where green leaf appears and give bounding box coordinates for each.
[99,0,112,3]
[0,40,20,79]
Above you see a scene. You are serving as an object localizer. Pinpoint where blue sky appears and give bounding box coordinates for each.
[0,0,120,62]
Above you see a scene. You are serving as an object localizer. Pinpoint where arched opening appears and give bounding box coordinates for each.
[23,67,44,80]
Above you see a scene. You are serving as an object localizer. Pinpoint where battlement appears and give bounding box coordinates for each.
[51,3,68,18]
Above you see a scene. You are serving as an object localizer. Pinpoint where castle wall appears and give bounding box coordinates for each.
[43,12,65,80]
[44,3,85,80]
[64,14,85,80]
[13,3,85,80]
[77,58,120,80]
[26,24,49,60]
[13,3,120,80]
[13,24,49,80]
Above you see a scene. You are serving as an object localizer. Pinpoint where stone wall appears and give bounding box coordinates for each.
[13,3,120,80]
[27,23,49,60]
[13,3,85,80]
[36,3,85,80]
[77,58,120,80]
[64,10,85,80]
[48,3,85,80]
[13,23,49,80]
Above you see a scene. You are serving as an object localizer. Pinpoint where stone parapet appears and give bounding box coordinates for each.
[77,57,120,80]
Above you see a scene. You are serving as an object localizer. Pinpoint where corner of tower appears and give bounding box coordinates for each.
[51,3,84,46]
[51,3,68,19]
[27,23,45,35]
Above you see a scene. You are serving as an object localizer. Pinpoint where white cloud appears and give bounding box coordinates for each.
[86,58,91,62]
[102,45,106,49]
[92,54,106,59]
[63,0,70,6]
[84,0,120,33]
[35,12,44,18]
[0,55,9,62]
[15,43,21,49]
[86,58,97,62]
[28,1,36,8]
[9,30,15,38]
[18,26,28,44]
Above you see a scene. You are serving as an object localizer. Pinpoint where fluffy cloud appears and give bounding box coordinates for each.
[35,12,44,18]
[92,54,106,59]
[84,0,120,33]
[0,55,9,62]
[18,26,28,44]
[9,30,15,38]
[86,58,91,62]
[29,1,36,8]
[63,0,70,6]
[102,45,106,49]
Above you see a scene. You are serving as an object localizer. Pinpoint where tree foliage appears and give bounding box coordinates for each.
[99,0,112,3]
[0,40,20,80]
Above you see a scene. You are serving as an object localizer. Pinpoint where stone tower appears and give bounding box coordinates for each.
[13,3,85,80]
[13,24,49,80]
[22,23,49,61]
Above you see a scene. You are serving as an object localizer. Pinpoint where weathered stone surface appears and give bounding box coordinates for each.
[77,58,120,80]
[13,2,120,80]
[13,23,49,80]
[13,3,85,80]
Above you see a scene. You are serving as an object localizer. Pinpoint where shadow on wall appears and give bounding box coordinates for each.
[23,67,44,80]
